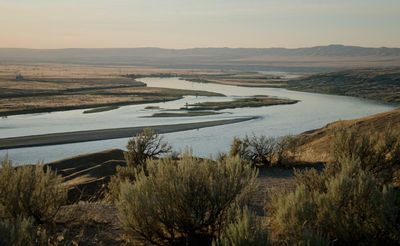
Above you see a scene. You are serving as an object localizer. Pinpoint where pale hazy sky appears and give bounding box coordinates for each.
[1,0,399,49]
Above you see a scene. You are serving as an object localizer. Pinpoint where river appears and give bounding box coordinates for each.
[0,76,396,164]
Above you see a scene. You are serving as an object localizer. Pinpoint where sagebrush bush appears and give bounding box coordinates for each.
[0,158,67,223]
[331,127,400,184]
[0,216,36,246]
[270,158,400,245]
[107,165,138,202]
[212,207,267,246]
[117,153,259,245]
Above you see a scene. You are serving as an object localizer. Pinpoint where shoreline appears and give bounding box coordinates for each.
[0,117,258,150]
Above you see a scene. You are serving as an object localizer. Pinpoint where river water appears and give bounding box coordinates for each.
[0,76,396,164]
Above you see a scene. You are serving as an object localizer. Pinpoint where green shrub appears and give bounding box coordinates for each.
[0,158,67,223]
[117,154,259,245]
[212,207,267,246]
[270,158,400,244]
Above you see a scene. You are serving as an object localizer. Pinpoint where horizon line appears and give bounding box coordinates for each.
[1,44,399,50]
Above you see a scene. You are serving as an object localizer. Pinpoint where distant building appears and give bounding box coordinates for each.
[16,74,24,81]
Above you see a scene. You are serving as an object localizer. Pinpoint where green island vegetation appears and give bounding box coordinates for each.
[185,96,299,111]
[1,111,399,244]
[147,111,222,117]
[287,67,400,103]
[83,106,120,114]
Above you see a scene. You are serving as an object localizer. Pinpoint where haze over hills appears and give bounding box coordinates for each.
[1,45,400,72]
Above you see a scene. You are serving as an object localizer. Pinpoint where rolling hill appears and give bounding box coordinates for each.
[1,45,400,71]
[287,67,400,103]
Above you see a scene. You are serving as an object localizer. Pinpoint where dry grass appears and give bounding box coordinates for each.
[295,108,400,163]
[0,64,226,116]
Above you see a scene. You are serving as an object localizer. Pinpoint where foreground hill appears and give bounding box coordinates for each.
[288,67,400,103]
[36,108,399,244]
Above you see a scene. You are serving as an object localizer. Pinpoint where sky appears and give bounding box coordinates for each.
[1,0,399,49]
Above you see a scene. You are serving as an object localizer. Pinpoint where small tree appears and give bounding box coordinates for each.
[125,128,172,168]
[230,135,276,167]
[230,134,299,167]
[117,153,259,245]
[108,128,172,201]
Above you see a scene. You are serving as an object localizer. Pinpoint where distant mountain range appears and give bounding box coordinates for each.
[1,45,400,71]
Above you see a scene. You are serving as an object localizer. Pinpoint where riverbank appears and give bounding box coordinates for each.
[286,68,400,103]
[0,117,257,150]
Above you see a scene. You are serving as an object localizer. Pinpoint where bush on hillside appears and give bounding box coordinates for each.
[331,127,400,184]
[230,135,276,166]
[270,157,400,245]
[108,128,172,201]
[230,134,299,167]
[212,207,267,246]
[0,158,67,245]
[116,153,259,245]
[0,216,36,246]
[0,158,67,224]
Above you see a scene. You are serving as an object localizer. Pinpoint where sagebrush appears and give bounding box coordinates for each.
[117,153,260,245]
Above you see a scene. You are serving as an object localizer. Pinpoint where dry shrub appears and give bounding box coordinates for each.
[230,134,299,167]
[268,127,400,244]
[107,165,137,202]
[212,207,267,246]
[270,157,400,245]
[331,127,400,184]
[0,158,67,223]
[117,153,259,245]
[0,216,36,246]
[0,158,67,245]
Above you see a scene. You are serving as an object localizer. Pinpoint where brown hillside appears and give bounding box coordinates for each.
[296,108,400,163]
[46,149,126,202]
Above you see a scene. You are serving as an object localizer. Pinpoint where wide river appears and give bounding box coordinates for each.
[0,76,396,164]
